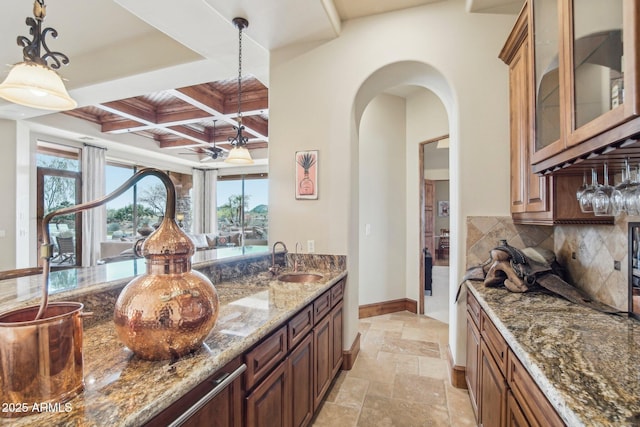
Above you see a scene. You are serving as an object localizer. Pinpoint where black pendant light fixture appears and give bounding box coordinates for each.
[225,17,254,164]
[0,0,77,111]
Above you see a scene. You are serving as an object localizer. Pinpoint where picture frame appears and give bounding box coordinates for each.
[295,150,318,199]
[438,201,449,217]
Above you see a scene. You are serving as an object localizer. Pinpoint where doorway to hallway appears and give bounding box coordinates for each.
[419,135,449,317]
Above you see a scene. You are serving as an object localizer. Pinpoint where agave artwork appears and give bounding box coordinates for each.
[297,151,317,197]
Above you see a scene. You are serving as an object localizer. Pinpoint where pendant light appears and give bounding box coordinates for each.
[225,17,254,164]
[0,0,77,111]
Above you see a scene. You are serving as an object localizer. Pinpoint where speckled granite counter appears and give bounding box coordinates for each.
[0,252,346,426]
[466,280,640,427]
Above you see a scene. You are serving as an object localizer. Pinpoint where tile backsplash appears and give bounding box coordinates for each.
[465,215,630,312]
[555,218,629,311]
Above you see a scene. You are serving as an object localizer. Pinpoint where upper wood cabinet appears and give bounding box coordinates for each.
[500,4,613,225]
[529,0,640,173]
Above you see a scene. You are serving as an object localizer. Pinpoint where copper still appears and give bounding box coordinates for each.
[113,212,220,360]
[0,168,218,416]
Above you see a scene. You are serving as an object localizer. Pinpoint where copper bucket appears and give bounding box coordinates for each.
[0,302,85,417]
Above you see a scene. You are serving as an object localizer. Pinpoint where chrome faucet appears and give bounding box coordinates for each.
[269,241,288,275]
[294,242,303,272]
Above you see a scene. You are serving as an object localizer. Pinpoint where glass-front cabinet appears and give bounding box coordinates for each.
[530,0,638,166]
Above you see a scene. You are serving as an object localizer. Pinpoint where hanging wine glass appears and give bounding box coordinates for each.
[611,159,630,216]
[593,163,614,216]
[576,171,588,201]
[579,168,598,213]
[627,164,640,216]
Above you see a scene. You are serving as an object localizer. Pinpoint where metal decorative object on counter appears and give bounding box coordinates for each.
[113,204,220,360]
[0,168,219,417]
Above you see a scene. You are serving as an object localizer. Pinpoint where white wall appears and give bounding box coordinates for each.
[358,94,407,305]
[270,0,514,365]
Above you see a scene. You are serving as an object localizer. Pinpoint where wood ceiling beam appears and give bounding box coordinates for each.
[170,87,225,116]
[240,116,268,139]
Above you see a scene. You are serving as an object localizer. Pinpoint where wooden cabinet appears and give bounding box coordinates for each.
[246,361,291,427]
[530,0,638,168]
[507,349,564,427]
[466,290,565,427]
[465,291,482,417]
[502,0,640,175]
[290,333,314,427]
[479,340,508,427]
[247,278,346,427]
[144,357,245,427]
[500,3,613,225]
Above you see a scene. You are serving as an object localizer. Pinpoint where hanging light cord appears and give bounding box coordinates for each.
[237,22,243,122]
[228,18,249,148]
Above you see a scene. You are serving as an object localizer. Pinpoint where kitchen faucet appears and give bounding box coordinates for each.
[269,241,288,275]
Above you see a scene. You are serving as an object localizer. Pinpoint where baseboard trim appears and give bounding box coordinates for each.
[448,344,467,389]
[342,332,360,370]
[358,298,418,318]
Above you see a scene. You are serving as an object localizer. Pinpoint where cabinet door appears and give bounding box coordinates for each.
[531,0,565,163]
[246,362,291,427]
[331,301,343,377]
[566,0,630,147]
[466,312,481,418]
[479,340,507,427]
[182,370,244,427]
[144,358,245,427]
[506,391,531,427]
[313,313,332,410]
[290,333,314,427]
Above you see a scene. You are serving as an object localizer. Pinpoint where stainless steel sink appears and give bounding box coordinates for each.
[277,273,323,283]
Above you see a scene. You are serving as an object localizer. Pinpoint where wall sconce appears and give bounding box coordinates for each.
[0,0,77,111]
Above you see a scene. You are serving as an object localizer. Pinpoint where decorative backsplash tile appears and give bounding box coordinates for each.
[555,218,629,311]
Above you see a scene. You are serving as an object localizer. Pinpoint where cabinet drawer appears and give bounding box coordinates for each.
[467,290,481,328]
[507,350,564,427]
[480,311,508,376]
[313,290,332,324]
[330,280,344,307]
[245,325,288,390]
[289,305,313,349]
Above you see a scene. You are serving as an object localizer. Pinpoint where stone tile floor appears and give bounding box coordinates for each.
[311,311,476,426]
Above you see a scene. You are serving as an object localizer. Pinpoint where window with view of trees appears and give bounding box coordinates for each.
[217,174,268,246]
[105,163,166,240]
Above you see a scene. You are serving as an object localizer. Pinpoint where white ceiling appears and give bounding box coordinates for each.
[0,0,521,169]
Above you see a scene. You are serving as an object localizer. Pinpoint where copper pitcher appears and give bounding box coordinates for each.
[0,302,85,417]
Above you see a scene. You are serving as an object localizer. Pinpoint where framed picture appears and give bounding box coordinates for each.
[438,201,449,217]
[295,150,318,199]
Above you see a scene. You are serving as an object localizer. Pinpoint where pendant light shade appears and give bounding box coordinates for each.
[226,146,254,164]
[225,17,254,165]
[0,62,77,111]
[0,0,76,111]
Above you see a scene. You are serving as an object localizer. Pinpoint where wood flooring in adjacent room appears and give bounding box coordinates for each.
[311,312,475,426]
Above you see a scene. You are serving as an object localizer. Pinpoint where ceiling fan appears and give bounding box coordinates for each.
[179,120,225,162]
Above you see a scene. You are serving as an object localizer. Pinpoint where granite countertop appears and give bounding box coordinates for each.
[466,280,640,427]
[0,262,346,426]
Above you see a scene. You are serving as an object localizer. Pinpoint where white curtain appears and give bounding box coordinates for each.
[192,168,217,234]
[81,144,106,266]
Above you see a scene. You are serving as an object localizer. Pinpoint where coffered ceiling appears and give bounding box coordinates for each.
[0,0,521,169]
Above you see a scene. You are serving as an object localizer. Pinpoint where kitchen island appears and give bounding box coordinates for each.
[466,280,640,426]
[0,250,346,426]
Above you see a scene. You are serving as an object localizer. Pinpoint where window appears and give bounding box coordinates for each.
[217,174,268,246]
[105,163,166,240]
